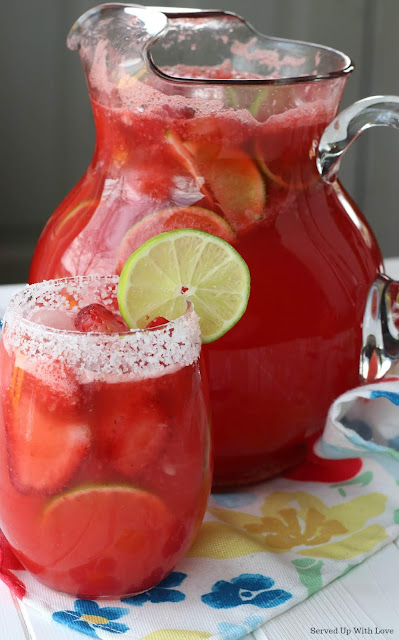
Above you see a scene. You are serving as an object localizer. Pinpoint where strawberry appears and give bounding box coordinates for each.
[74,304,128,333]
[5,368,91,495]
[146,316,169,329]
[94,379,169,481]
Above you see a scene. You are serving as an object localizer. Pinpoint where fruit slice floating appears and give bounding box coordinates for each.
[183,114,250,147]
[41,484,174,588]
[6,368,90,494]
[254,123,321,190]
[116,206,235,274]
[53,200,100,238]
[95,381,170,481]
[166,130,216,206]
[249,85,298,121]
[74,303,128,333]
[117,229,251,343]
[166,131,266,232]
[167,129,221,166]
[204,148,266,232]
[32,199,100,280]
[254,137,292,189]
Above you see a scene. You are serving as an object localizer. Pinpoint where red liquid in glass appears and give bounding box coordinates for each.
[29,70,383,488]
[0,337,210,596]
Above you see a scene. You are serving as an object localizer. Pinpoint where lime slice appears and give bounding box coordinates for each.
[41,484,174,587]
[254,136,320,190]
[249,85,297,121]
[204,149,266,231]
[54,200,99,236]
[117,229,250,343]
[43,484,169,524]
[167,129,266,232]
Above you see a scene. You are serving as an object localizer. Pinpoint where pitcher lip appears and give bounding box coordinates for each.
[68,3,354,85]
[149,9,354,85]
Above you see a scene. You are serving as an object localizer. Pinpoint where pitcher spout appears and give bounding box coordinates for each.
[67,3,168,52]
[67,3,168,105]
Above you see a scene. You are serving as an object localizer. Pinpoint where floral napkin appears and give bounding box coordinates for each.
[2,375,399,639]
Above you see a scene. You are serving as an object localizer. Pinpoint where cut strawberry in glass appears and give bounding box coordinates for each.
[94,380,170,482]
[5,368,91,495]
[74,303,128,333]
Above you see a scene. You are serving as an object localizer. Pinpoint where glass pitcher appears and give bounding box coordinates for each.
[29,4,389,489]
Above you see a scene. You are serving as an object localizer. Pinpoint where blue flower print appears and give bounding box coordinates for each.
[52,600,129,637]
[370,390,399,406]
[218,615,264,639]
[122,571,186,606]
[202,574,292,610]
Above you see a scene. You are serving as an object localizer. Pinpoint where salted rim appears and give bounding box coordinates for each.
[2,275,201,383]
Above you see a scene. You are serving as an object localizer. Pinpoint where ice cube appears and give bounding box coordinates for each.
[30,308,77,331]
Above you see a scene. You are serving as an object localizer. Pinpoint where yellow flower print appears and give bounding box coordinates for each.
[245,507,347,549]
[187,521,267,559]
[206,491,388,560]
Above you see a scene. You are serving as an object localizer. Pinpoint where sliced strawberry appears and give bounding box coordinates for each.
[94,380,169,482]
[74,304,128,333]
[5,369,91,495]
[146,316,169,329]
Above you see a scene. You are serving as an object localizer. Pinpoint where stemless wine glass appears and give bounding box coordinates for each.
[0,275,211,598]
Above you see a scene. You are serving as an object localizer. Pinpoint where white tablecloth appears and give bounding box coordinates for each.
[2,260,399,640]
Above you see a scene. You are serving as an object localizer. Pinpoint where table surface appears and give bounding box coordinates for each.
[2,259,399,640]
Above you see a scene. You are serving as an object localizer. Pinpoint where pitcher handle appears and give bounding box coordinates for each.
[360,275,399,381]
[317,96,399,382]
[317,95,399,183]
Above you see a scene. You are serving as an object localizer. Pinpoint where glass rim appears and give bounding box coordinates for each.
[4,274,194,337]
[2,275,201,383]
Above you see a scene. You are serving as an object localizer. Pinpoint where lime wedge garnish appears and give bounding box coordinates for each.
[117,229,250,343]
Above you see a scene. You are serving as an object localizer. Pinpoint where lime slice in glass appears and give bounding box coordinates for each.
[117,229,250,343]
[41,484,174,580]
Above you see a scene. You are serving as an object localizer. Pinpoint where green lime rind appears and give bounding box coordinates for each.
[55,200,98,234]
[249,87,272,118]
[117,229,251,344]
[42,483,150,518]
